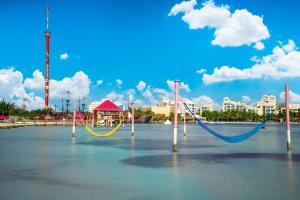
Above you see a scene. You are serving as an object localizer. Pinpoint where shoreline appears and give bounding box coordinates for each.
[1,120,300,129]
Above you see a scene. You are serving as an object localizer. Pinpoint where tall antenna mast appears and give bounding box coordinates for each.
[44,6,51,109]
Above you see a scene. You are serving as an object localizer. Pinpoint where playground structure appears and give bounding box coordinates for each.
[73,99,134,138]
[93,100,122,127]
[73,80,293,153]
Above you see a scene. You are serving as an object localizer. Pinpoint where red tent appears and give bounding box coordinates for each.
[76,112,84,119]
[94,100,121,112]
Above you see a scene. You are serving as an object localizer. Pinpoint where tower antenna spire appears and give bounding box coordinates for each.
[46,5,50,31]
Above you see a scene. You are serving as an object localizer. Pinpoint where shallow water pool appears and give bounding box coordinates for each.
[0,124,299,200]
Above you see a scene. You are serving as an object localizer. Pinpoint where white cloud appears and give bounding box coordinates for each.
[116,79,123,86]
[142,89,157,104]
[167,79,191,92]
[96,80,103,86]
[211,9,270,48]
[169,0,270,49]
[280,90,300,103]
[181,0,230,29]
[166,79,175,91]
[0,68,23,101]
[142,89,152,98]
[153,88,173,100]
[191,95,214,106]
[105,91,124,103]
[134,99,145,107]
[0,67,44,110]
[180,82,191,92]
[242,96,251,103]
[168,0,197,16]
[50,71,91,99]
[196,68,207,74]
[60,53,69,60]
[24,70,45,90]
[137,80,146,91]
[254,41,265,50]
[282,40,296,52]
[12,86,44,110]
[203,40,300,84]
[126,89,136,102]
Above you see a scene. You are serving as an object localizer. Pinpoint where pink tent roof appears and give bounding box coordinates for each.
[94,100,121,112]
[76,112,84,119]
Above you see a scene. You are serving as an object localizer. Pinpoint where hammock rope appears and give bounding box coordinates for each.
[81,117,125,137]
[183,103,272,143]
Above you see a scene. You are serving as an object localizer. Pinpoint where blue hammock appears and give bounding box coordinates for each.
[184,103,271,143]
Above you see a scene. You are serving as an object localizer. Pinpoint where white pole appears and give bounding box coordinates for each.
[173,80,179,152]
[131,102,135,136]
[110,115,113,127]
[285,84,292,151]
[183,103,187,137]
[92,113,95,127]
[72,99,76,137]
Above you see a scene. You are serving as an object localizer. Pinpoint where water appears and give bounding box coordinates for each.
[0,124,299,200]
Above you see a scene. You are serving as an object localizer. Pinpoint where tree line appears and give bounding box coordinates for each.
[201,110,300,122]
[1,99,300,122]
[0,99,53,119]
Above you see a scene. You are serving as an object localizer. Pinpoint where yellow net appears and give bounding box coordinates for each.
[81,117,124,137]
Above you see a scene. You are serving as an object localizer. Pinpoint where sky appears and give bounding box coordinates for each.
[0,0,300,110]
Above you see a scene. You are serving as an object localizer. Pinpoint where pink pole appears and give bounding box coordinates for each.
[173,80,179,152]
[285,84,292,151]
[131,102,135,136]
[72,99,76,137]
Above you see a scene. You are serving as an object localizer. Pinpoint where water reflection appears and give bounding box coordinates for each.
[287,151,294,192]
[121,153,300,168]
[71,137,76,159]
[171,153,178,169]
[130,136,135,150]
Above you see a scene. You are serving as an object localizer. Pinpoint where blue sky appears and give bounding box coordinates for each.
[0,0,300,109]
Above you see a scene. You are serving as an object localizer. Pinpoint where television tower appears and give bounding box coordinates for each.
[44,6,50,108]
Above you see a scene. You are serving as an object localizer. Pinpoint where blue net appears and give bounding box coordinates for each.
[184,103,271,143]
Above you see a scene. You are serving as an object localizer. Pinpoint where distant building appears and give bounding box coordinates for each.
[88,101,102,113]
[280,104,300,113]
[88,99,124,113]
[223,97,249,112]
[151,96,215,117]
[183,100,200,114]
[151,106,172,117]
[158,97,170,107]
[200,102,215,115]
[255,95,276,115]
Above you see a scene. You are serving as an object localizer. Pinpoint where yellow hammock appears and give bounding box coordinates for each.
[81,117,124,137]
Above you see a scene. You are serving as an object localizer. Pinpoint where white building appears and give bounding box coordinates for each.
[200,102,215,115]
[281,104,300,113]
[158,97,171,107]
[88,101,102,113]
[289,104,300,112]
[181,99,200,114]
[223,97,249,112]
[255,95,276,115]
